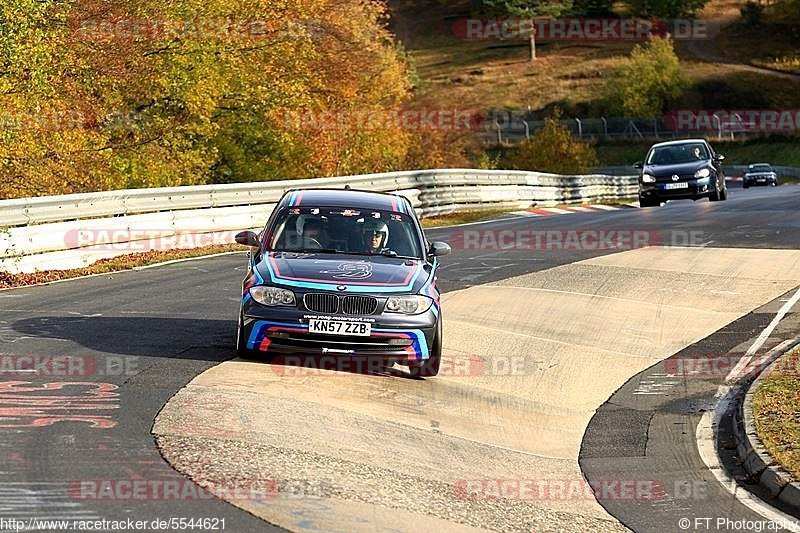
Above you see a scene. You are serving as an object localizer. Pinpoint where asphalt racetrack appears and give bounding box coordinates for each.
[2,182,800,532]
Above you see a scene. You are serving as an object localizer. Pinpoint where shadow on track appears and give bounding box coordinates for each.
[11,316,235,361]
[11,316,422,379]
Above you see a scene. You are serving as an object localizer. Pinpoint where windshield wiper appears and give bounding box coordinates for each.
[272,249,419,260]
[274,248,346,254]
[378,250,419,260]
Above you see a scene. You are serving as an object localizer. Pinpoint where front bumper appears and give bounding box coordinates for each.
[639,177,718,200]
[744,176,777,186]
[241,300,438,361]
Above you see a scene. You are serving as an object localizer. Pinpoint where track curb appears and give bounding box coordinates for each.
[733,341,800,516]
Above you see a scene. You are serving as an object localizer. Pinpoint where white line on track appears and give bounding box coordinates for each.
[540,207,576,214]
[696,285,800,531]
[728,286,800,380]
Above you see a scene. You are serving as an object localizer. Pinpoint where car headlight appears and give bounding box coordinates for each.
[694,168,711,178]
[249,286,295,306]
[641,174,656,183]
[385,295,433,315]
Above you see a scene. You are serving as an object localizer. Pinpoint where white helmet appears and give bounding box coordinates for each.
[363,219,389,248]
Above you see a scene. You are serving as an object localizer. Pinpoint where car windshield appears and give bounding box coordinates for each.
[268,206,423,259]
[646,143,710,165]
[749,164,772,172]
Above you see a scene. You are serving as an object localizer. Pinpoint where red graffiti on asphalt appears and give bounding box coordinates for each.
[0,381,119,428]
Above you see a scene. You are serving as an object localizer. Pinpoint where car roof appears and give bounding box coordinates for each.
[278,188,411,213]
[749,163,772,166]
[649,139,709,149]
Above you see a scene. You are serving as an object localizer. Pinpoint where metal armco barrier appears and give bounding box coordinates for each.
[0,169,637,273]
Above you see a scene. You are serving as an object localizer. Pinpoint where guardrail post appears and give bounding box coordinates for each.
[575,118,582,139]
[601,117,608,139]
[523,120,530,140]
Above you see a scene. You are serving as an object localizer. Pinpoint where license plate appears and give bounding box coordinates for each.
[757,178,766,182]
[665,182,689,190]
[308,319,371,337]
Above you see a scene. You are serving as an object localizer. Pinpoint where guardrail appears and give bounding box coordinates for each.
[0,169,637,274]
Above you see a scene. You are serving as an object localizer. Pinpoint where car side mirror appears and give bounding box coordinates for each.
[235,231,261,248]
[633,161,643,169]
[714,154,725,162]
[428,241,451,257]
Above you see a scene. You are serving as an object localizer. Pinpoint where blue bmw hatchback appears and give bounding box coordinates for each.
[234,188,450,377]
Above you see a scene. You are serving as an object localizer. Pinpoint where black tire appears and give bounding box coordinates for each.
[743,184,749,189]
[638,196,659,208]
[408,319,442,378]
[236,312,255,358]
[709,187,722,202]
[720,185,728,201]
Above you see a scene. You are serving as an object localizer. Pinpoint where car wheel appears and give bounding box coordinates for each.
[720,186,728,201]
[743,183,749,189]
[408,319,442,378]
[236,312,254,358]
[638,196,658,208]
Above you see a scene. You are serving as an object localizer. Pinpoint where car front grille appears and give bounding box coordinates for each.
[658,174,694,182]
[341,296,379,315]
[303,293,340,314]
[303,293,379,315]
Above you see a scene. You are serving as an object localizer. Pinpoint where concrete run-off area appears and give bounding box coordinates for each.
[153,246,800,532]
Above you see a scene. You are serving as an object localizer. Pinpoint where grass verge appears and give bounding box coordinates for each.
[752,346,800,480]
[0,244,241,290]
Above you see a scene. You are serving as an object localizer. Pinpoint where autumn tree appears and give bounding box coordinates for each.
[507,110,598,173]
[604,37,687,118]
[0,0,460,199]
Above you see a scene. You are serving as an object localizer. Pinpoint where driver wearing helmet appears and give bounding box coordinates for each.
[362,219,389,254]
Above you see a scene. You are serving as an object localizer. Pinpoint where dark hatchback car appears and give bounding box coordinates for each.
[635,139,727,207]
[234,188,450,377]
[743,163,779,188]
